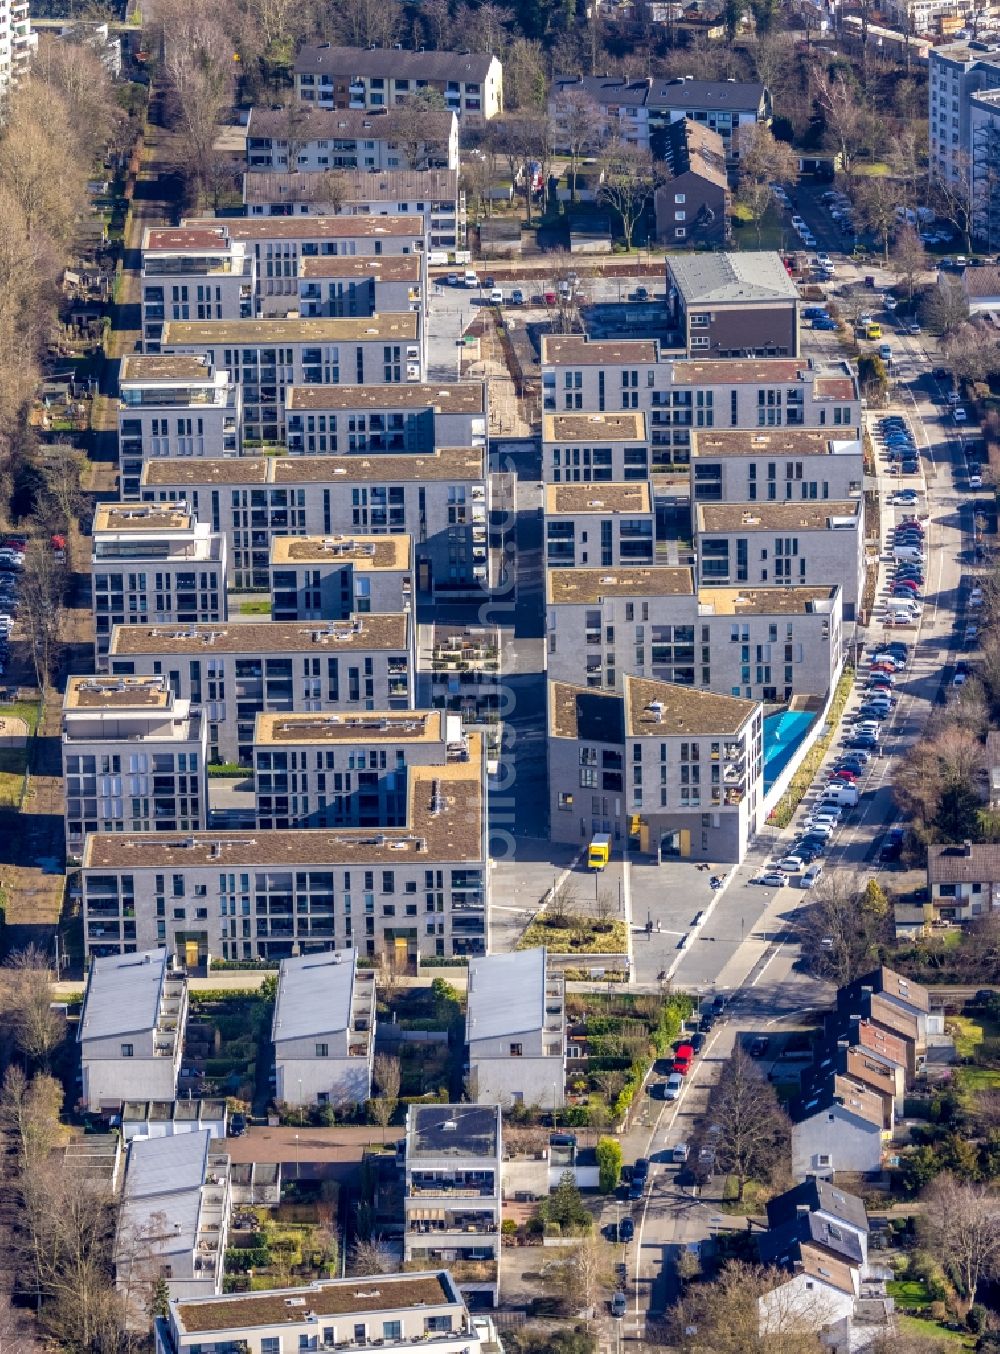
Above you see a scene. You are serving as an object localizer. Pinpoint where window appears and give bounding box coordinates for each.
[558,792,573,810]
[674,193,686,203]
[121,1042,134,1057]
[674,211,686,222]
[510,1042,523,1057]
[382,1323,402,1342]
[262,1336,281,1353]
[315,1042,329,1057]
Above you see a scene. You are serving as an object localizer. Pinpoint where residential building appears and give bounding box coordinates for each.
[836,967,944,1051]
[799,1047,897,1130]
[928,42,1000,187]
[547,674,764,863]
[546,566,843,704]
[116,1131,231,1322]
[140,446,487,593]
[0,0,32,99]
[542,411,650,483]
[466,949,566,1109]
[292,45,503,123]
[544,481,655,569]
[694,499,864,620]
[284,382,487,455]
[78,949,187,1111]
[160,315,424,442]
[765,1179,870,1267]
[691,428,863,507]
[118,354,242,500]
[927,840,1000,921]
[269,534,413,621]
[550,75,653,148]
[122,1098,229,1142]
[80,731,487,964]
[404,1105,502,1307]
[882,0,976,31]
[106,613,414,766]
[789,1075,887,1181]
[272,950,375,1107]
[296,254,424,318]
[655,120,729,248]
[91,503,227,664]
[988,730,1000,807]
[757,1245,859,1344]
[246,105,459,173]
[647,77,770,161]
[252,708,469,830]
[155,1271,486,1354]
[62,674,208,861]
[140,226,254,353]
[666,253,801,358]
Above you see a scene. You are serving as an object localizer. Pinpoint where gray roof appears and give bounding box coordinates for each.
[119,1131,212,1260]
[294,44,496,83]
[272,949,356,1043]
[467,948,546,1041]
[407,1104,500,1159]
[668,252,800,305]
[648,77,766,112]
[767,1179,869,1234]
[928,841,1000,884]
[551,75,652,109]
[963,264,1000,299]
[79,948,169,1042]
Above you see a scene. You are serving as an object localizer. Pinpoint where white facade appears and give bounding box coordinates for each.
[272,951,375,1107]
[758,1272,856,1341]
[929,42,1000,186]
[545,481,655,569]
[0,0,32,98]
[141,226,254,353]
[246,105,460,172]
[790,1099,884,1182]
[269,534,413,621]
[285,382,487,456]
[466,949,566,1110]
[292,45,503,123]
[691,429,863,506]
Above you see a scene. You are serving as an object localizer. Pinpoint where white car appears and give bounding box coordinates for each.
[966,624,979,643]
[969,587,984,607]
[791,215,806,228]
[489,288,504,304]
[664,1073,684,1101]
[969,474,983,490]
[777,856,805,874]
[802,865,824,889]
[954,408,968,423]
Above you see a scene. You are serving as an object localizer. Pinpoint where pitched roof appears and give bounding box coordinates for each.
[790,1073,885,1129]
[247,104,455,144]
[667,251,800,304]
[648,77,767,112]
[118,1131,213,1262]
[272,950,357,1043]
[766,1179,869,1234]
[927,841,1000,885]
[662,118,728,189]
[79,949,170,1042]
[467,948,548,1041]
[293,43,496,83]
[551,74,652,109]
[757,1214,864,1270]
[962,264,1000,299]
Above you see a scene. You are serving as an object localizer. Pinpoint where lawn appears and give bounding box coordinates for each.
[0,700,40,807]
[888,1279,931,1307]
[730,202,788,253]
[899,1315,975,1348]
[949,1013,1000,1094]
[240,598,272,615]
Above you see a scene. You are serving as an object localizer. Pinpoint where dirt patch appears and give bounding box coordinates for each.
[0,717,27,749]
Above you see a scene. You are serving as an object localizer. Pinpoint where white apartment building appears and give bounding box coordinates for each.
[269,534,413,621]
[106,613,414,766]
[929,42,1000,186]
[696,499,865,621]
[80,731,488,965]
[546,566,843,704]
[155,1271,487,1354]
[91,503,227,664]
[116,1131,231,1322]
[141,226,254,353]
[542,411,650,483]
[690,428,864,506]
[246,105,460,172]
[466,949,566,1110]
[292,44,503,123]
[545,481,655,569]
[253,709,468,830]
[272,950,375,1107]
[141,446,488,593]
[0,0,32,99]
[63,674,208,862]
[297,254,424,317]
[285,382,487,456]
[548,675,764,864]
[78,949,187,1109]
[160,314,424,443]
[404,1105,502,1307]
[118,354,242,500]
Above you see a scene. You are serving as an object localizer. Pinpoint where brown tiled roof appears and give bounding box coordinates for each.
[845,1047,896,1101]
[248,104,456,144]
[927,842,1000,885]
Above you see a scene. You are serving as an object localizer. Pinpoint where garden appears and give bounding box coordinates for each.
[224,1183,339,1293]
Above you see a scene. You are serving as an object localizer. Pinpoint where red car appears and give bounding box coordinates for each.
[543,291,557,305]
[673,1043,695,1074]
[830,769,857,783]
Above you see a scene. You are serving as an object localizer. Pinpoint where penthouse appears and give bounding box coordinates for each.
[297,254,424,317]
[544,481,654,569]
[284,382,487,456]
[269,534,413,621]
[140,227,254,353]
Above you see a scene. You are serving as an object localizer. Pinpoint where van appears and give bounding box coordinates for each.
[821,783,860,807]
[427,250,449,266]
[893,545,925,563]
[866,322,882,340]
[463,269,479,288]
[588,834,611,870]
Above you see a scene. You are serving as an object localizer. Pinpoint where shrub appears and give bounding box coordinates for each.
[968,1305,988,1333]
[596,1136,623,1193]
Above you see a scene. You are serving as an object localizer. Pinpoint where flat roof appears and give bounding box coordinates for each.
[545,482,652,515]
[109,615,408,657]
[692,429,860,459]
[543,412,646,442]
[550,675,757,741]
[407,1103,500,1158]
[298,255,421,281]
[698,585,839,616]
[269,534,411,570]
[697,501,860,532]
[162,314,419,345]
[547,567,693,605]
[668,251,800,305]
[540,335,659,365]
[272,950,357,1042]
[80,949,172,1042]
[255,710,441,745]
[467,949,546,1040]
[120,355,212,383]
[141,446,484,488]
[186,214,425,241]
[143,227,230,252]
[94,503,193,533]
[142,458,268,487]
[65,676,172,711]
[285,382,484,414]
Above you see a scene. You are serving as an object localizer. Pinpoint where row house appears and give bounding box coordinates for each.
[269,534,413,622]
[246,105,459,173]
[271,950,375,1107]
[292,44,503,123]
[140,226,254,353]
[544,481,655,570]
[466,948,566,1110]
[285,381,487,456]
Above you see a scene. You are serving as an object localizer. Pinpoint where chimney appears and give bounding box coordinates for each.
[964,838,974,857]
[796,1204,810,1220]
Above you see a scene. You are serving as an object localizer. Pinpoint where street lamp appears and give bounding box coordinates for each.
[294,1132,300,1181]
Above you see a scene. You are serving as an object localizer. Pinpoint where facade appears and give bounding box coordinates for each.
[927,840,1000,922]
[655,120,729,248]
[160,314,424,442]
[269,534,413,621]
[118,354,242,499]
[62,675,208,861]
[0,0,31,99]
[666,253,801,358]
[246,105,459,173]
[272,950,375,1107]
[404,1105,502,1307]
[292,45,503,124]
[78,949,187,1111]
[547,675,764,863]
[285,381,487,455]
[790,1078,886,1181]
[466,948,566,1109]
[929,42,1000,187]
[544,481,655,569]
[541,411,649,483]
[690,428,863,507]
[141,447,487,593]
[106,614,414,766]
[91,503,227,664]
[297,254,424,318]
[140,227,254,353]
[695,499,865,621]
[80,732,487,965]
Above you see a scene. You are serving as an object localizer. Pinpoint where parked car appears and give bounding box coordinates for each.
[664,1073,684,1100]
[229,1112,248,1137]
[611,1292,627,1319]
[618,1216,635,1242]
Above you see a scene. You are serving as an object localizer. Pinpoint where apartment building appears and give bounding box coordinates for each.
[404,1105,502,1307]
[690,428,864,506]
[0,0,32,100]
[141,446,487,593]
[466,949,566,1109]
[242,167,465,251]
[544,481,655,569]
[116,1131,231,1320]
[546,566,843,704]
[695,499,865,620]
[548,674,764,863]
[253,708,468,830]
[80,731,487,964]
[78,949,187,1110]
[106,614,414,766]
[62,674,208,861]
[140,226,254,352]
[269,534,413,622]
[91,503,227,664]
[160,315,424,442]
[272,950,375,1107]
[929,41,1000,186]
[118,354,242,499]
[297,254,424,318]
[155,1271,485,1354]
[666,253,801,358]
[285,382,487,455]
[246,105,459,173]
[542,411,650,483]
[293,44,503,123]
[655,120,728,248]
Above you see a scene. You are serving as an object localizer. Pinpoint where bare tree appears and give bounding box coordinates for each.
[891,225,928,302]
[157,0,237,197]
[931,152,975,256]
[943,318,1000,380]
[737,123,798,245]
[812,69,869,180]
[0,1065,65,1170]
[545,882,577,930]
[350,1235,396,1276]
[375,941,406,1005]
[540,1233,611,1315]
[552,88,605,203]
[924,277,971,339]
[800,872,890,985]
[705,1045,789,1201]
[0,945,64,1068]
[922,1173,1000,1309]
[672,1259,830,1352]
[503,37,548,112]
[599,139,655,252]
[369,1053,401,1132]
[18,540,64,695]
[855,175,903,263]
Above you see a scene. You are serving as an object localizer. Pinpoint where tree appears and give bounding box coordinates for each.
[375,940,406,1005]
[705,1046,789,1201]
[895,719,986,842]
[800,872,890,985]
[924,278,972,339]
[32,36,123,170]
[672,1259,830,1352]
[0,944,64,1067]
[157,0,237,197]
[943,319,1000,380]
[892,225,928,302]
[369,1053,401,1132]
[148,1276,171,1321]
[541,1233,611,1316]
[495,113,544,226]
[598,139,655,251]
[552,88,604,203]
[922,1174,1000,1309]
[931,152,975,256]
[503,37,547,112]
[18,540,63,694]
[857,353,889,407]
[350,1235,396,1276]
[595,1136,622,1193]
[737,123,798,245]
[855,175,903,262]
[542,1171,592,1234]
